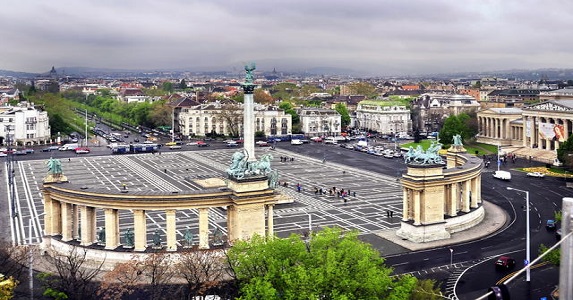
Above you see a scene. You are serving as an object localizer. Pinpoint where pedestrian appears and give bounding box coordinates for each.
[390,210,394,218]
[337,191,340,197]
[164,169,167,173]
[353,191,356,197]
[297,183,301,193]
[314,187,318,194]
[386,210,390,218]
[343,196,347,204]
[68,158,71,162]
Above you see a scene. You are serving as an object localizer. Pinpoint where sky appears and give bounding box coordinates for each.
[2,0,573,76]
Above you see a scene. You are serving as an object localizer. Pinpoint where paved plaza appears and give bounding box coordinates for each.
[9,148,408,252]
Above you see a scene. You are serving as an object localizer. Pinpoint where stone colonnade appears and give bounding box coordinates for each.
[477,112,523,146]
[397,149,483,243]
[43,178,276,252]
[521,114,572,151]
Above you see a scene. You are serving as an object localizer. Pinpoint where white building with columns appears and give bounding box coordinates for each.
[178,102,292,138]
[477,99,573,155]
[298,108,341,137]
[354,100,411,135]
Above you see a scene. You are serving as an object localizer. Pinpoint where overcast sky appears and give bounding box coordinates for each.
[2,0,572,76]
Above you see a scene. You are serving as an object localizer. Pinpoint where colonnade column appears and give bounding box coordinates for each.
[72,205,80,240]
[133,210,147,252]
[470,178,479,208]
[413,190,421,225]
[462,181,471,212]
[104,208,119,250]
[61,202,74,242]
[43,193,54,236]
[80,206,96,246]
[165,209,177,251]
[402,189,409,221]
[449,183,458,216]
[198,208,210,249]
[267,205,274,238]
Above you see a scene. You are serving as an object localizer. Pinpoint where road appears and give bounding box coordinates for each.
[2,139,569,299]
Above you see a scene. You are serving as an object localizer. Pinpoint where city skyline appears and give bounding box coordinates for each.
[2,0,573,76]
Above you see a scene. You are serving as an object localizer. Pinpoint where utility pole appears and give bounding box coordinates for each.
[560,197,573,299]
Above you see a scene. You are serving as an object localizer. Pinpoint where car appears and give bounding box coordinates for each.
[41,147,52,152]
[165,142,177,146]
[14,150,27,155]
[0,152,7,157]
[225,140,238,147]
[526,171,545,178]
[75,147,91,154]
[291,139,303,145]
[546,219,557,230]
[169,145,182,149]
[186,141,198,146]
[495,256,516,269]
[197,141,210,147]
[48,145,60,151]
[493,170,511,180]
[24,148,34,154]
[133,138,140,143]
[393,151,403,158]
[310,137,323,143]
[256,141,269,147]
[0,147,7,153]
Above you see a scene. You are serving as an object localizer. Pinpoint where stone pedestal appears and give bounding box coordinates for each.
[396,221,450,243]
[43,174,68,184]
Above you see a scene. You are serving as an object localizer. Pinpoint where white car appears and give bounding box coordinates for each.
[291,139,303,145]
[526,171,545,178]
[493,170,512,180]
[169,145,182,149]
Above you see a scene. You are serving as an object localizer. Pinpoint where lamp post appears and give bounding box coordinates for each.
[506,187,530,282]
[450,248,454,266]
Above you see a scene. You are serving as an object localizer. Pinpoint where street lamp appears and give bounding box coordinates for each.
[506,187,530,282]
[450,248,454,266]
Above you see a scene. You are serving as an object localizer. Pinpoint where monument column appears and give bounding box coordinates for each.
[133,210,147,251]
[104,208,120,250]
[462,180,471,212]
[80,206,96,246]
[165,209,177,251]
[448,184,458,216]
[470,178,479,208]
[60,202,74,242]
[72,205,80,240]
[242,63,257,162]
[198,208,210,249]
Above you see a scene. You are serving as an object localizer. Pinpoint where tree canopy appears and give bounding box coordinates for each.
[335,103,351,127]
[438,113,477,145]
[226,227,418,300]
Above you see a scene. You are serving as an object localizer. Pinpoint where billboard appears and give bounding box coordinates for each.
[538,123,566,142]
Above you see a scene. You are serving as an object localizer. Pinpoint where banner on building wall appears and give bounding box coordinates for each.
[538,123,566,142]
[525,120,531,138]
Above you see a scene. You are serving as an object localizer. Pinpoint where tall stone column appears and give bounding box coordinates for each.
[61,202,74,241]
[198,208,210,249]
[104,208,119,250]
[133,210,147,252]
[43,193,53,236]
[462,180,471,212]
[470,178,479,208]
[242,64,256,162]
[166,209,177,251]
[267,205,274,237]
[448,184,458,216]
[80,206,96,246]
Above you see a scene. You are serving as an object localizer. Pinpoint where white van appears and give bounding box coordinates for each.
[59,143,79,151]
[324,137,337,144]
[493,170,511,180]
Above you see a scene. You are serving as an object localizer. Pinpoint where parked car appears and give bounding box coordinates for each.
[0,152,7,157]
[197,141,210,147]
[546,219,557,230]
[14,150,27,155]
[169,145,182,149]
[256,141,270,147]
[24,148,35,154]
[165,142,177,146]
[41,147,52,152]
[291,139,303,145]
[225,140,238,147]
[495,256,516,269]
[526,171,545,178]
[310,137,323,143]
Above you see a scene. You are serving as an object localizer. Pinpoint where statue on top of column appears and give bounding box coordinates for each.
[244,63,256,84]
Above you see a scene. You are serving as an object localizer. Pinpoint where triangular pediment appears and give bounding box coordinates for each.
[525,101,573,112]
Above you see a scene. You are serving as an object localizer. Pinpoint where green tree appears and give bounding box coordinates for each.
[179,79,188,90]
[335,103,351,127]
[278,101,300,128]
[539,244,560,266]
[162,82,173,93]
[557,134,573,167]
[410,279,444,300]
[438,113,476,145]
[227,227,418,300]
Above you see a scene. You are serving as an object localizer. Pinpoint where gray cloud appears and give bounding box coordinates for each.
[2,0,573,75]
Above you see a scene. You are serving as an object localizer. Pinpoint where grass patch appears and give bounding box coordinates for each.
[400,140,499,156]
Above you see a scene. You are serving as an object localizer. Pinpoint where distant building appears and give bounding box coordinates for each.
[298,108,342,137]
[0,103,50,145]
[539,88,573,101]
[178,102,292,137]
[354,100,411,134]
